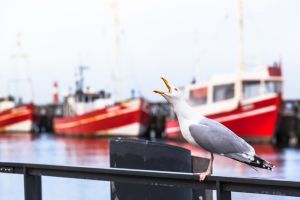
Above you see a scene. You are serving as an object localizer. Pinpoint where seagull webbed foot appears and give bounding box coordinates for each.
[194,171,211,182]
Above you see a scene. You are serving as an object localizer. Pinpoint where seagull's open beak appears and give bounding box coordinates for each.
[153,77,172,95]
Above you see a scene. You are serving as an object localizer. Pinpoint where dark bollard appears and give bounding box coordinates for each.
[24,168,42,200]
[110,138,212,200]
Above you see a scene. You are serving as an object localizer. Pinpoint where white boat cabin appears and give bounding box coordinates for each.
[0,96,16,113]
[184,64,282,116]
[63,89,114,116]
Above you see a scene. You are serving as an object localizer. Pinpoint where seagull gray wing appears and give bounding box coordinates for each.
[189,118,254,155]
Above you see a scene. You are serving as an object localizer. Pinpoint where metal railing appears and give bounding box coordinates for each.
[0,162,299,200]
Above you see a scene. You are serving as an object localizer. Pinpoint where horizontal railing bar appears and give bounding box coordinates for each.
[210,175,300,187]
[0,162,213,189]
[223,182,300,196]
[28,168,216,189]
[0,162,300,197]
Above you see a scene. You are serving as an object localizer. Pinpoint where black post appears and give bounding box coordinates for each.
[192,156,212,200]
[24,168,42,200]
[110,138,212,200]
[110,138,193,200]
[216,181,231,200]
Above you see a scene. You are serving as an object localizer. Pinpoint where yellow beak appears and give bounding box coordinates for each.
[153,77,172,94]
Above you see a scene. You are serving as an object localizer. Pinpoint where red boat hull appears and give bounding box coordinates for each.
[0,104,34,132]
[166,95,281,141]
[54,99,151,136]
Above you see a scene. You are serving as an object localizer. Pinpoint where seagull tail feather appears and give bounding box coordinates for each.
[249,155,274,171]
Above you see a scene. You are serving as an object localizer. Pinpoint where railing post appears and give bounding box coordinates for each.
[24,167,42,200]
[216,181,231,200]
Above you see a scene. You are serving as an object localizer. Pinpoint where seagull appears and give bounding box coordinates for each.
[153,77,274,181]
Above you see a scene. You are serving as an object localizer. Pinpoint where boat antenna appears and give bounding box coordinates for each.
[76,65,89,91]
[238,0,245,73]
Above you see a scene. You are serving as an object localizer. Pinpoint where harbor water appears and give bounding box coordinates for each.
[0,133,299,200]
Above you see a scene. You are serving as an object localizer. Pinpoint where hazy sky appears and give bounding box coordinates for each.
[0,0,299,104]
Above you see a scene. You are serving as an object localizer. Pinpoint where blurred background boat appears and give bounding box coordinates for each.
[53,66,151,136]
[166,63,283,142]
[0,34,37,133]
[165,0,283,143]
[0,96,36,132]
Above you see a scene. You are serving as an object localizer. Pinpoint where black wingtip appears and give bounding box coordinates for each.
[251,155,274,171]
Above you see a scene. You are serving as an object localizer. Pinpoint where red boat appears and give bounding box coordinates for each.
[0,97,35,132]
[166,63,283,142]
[54,97,151,136]
[54,66,151,136]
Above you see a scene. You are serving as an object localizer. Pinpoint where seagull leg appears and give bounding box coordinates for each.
[198,152,214,181]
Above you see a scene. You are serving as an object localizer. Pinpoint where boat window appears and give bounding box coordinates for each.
[213,83,234,102]
[265,81,282,94]
[189,87,207,106]
[243,81,260,99]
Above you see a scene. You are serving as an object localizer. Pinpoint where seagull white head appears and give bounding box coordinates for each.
[153,77,184,105]
[153,77,200,120]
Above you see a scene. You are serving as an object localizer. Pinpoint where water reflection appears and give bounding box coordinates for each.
[0,133,299,200]
[56,136,109,167]
[0,133,111,200]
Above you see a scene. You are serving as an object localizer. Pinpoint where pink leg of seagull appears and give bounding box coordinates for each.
[195,152,214,182]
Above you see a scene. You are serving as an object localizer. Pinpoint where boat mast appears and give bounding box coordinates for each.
[10,33,34,103]
[238,0,245,73]
[111,0,123,101]
[75,65,89,92]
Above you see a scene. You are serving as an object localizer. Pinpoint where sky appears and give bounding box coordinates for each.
[0,0,299,104]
